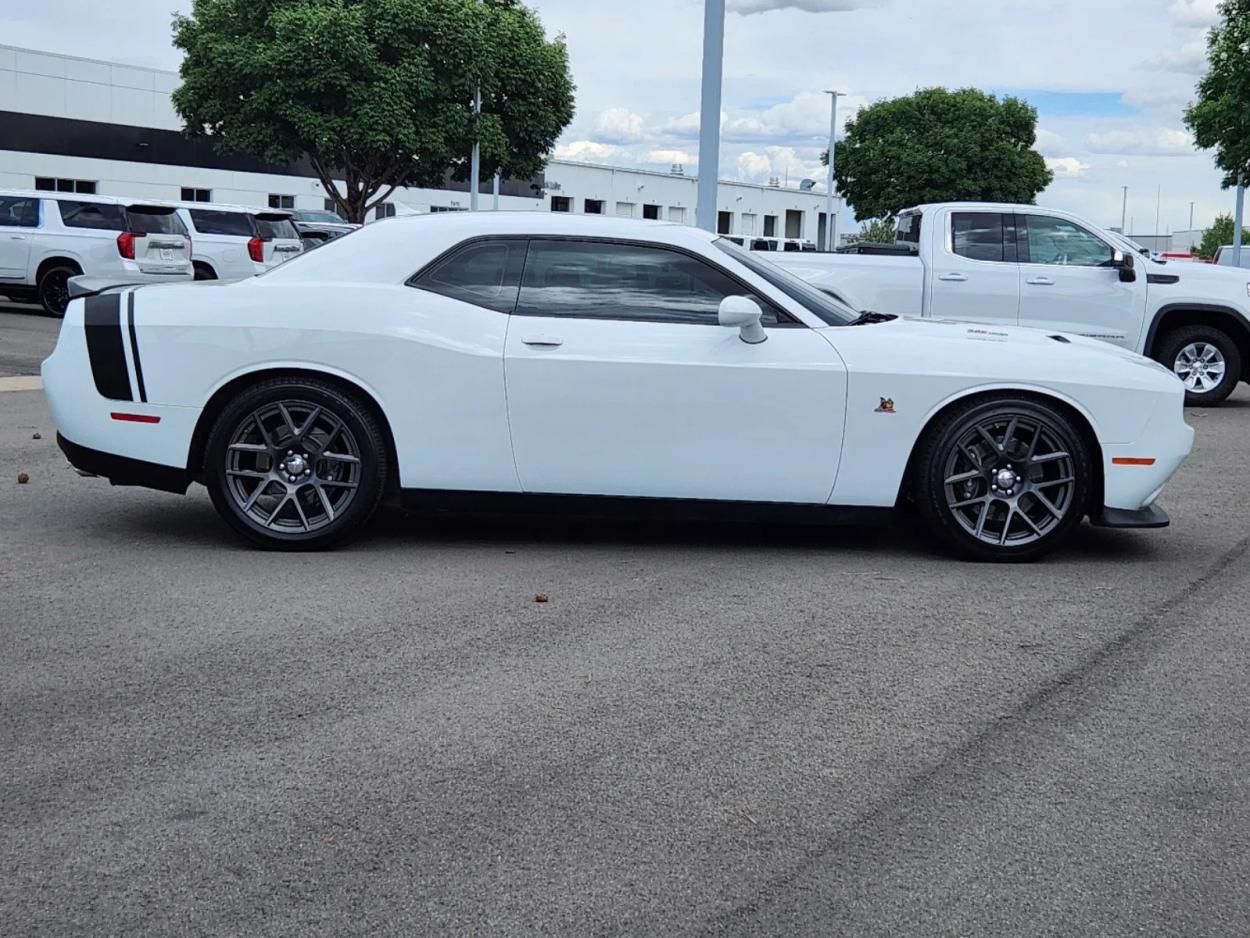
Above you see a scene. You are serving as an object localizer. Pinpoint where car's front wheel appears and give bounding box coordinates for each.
[204,378,388,549]
[1157,325,1241,406]
[913,397,1093,562]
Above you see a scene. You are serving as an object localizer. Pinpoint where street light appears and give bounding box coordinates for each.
[824,91,844,252]
[696,0,725,232]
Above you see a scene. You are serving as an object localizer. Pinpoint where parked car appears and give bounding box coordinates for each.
[1211,245,1250,270]
[171,204,303,280]
[290,209,357,251]
[773,202,1250,405]
[0,188,192,316]
[43,214,1192,561]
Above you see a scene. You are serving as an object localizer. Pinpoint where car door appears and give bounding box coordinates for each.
[925,209,1021,325]
[0,195,38,281]
[1015,212,1146,348]
[502,237,847,504]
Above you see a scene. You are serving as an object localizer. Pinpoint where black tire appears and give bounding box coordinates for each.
[204,377,388,550]
[912,397,1093,563]
[37,265,78,317]
[1156,325,1241,406]
[193,263,218,281]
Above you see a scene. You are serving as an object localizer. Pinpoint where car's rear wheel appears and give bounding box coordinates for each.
[37,265,77,317]
[1157,325,1240,406]
[193,262,217,281]
[204,378,388,549]
[913,397,1092,562]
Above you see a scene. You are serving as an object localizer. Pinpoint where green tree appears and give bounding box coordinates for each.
[1184,0,1250,189]
[856,217,895,244]
[172,0,575,222]
[1196,213,1250,259]
[824,88,1053,220]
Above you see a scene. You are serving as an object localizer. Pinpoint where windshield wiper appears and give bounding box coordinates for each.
[848,310,898,325]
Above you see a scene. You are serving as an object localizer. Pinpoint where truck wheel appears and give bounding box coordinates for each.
[204,377,388,550]
[193,263,217,281]
[1158,325,1241,406]
[912,397,1092,562]
[37,265,77,317]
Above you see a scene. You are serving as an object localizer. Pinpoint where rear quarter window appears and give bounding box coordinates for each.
[254,216,299,240]
[57,200,127,231]
[189,209,254,237]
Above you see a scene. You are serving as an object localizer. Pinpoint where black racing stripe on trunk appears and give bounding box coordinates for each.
[83,294,133,401]
[126,291,147,403]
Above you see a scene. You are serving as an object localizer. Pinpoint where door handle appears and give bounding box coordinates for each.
[522,336,563,348]
[8,235,26,241]
[1026,277,1054,286]
[937,272,968,282]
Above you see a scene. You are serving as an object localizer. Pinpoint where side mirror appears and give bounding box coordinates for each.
[719,296,767,344]
[1114,249,1137,283]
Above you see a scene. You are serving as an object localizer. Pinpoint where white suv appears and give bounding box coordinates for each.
[173,204,304,280]
[0,188,193,316]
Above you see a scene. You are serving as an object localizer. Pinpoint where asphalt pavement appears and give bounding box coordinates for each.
[2,308,1249,936]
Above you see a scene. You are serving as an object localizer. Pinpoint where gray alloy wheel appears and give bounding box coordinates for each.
[204,378,387,550]
[1173,341,1226,395]
[224,400,363,535]
[914,397,1092,562]
[941,413,1077,549]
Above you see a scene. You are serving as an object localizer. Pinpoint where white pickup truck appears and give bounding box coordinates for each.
[775,202,1250,404]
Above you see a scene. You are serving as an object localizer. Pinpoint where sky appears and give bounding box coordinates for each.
[3,0,1238,234]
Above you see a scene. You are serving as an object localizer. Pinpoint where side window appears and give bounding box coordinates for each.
[0,196,39,228]
[1020,215,1114,267]
[58,200,126,231]
[189,210,254,237]
[951,212,1012,262]
[411,239,525,313]
[516,239,784,325]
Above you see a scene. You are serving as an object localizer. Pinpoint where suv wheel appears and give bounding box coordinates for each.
[193,263,218,281]
[1157,325,1241,406]
[913,397,1092,562]
[204,378,388,550]
[37,265,77,317]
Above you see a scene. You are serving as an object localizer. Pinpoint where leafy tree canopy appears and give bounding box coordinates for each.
[856,217,896,244]
[172,0,575,222]
[1197,212,1250,259]
[825,87,1053,220]
[1184,0,1250,189]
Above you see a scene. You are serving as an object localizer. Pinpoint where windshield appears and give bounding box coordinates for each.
[714,238,858,325]
[296,210,347,224]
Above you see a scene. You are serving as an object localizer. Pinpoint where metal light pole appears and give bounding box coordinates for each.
[824,91,842,252]
[469,85,481,211]
[1188,201,1195,232]
[1154,184,1161,241]
[1120,186,1128,233]
[1234,180,1245,267]
[492,172,500,211]
[695,0,725,232]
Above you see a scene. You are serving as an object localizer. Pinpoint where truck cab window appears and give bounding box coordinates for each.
[951,212,1009,262]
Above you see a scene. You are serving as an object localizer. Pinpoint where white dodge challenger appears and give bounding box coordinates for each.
[42,213,1194,561]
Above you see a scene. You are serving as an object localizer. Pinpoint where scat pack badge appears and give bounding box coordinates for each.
[875,397,896,414]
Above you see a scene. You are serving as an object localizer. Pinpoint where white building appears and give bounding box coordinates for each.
[0,45,839,242]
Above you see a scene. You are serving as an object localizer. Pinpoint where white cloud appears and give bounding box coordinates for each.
[734,146,826,185]
[595,107,647,143]
[1085,127,1196,157]
[646,148,694,166]
[728,0,880,13]
[1046,157,1091,178]
[1169,0,1220,27]
[1034,128,1066,157]
[552,141,629,163]
[1142,37,1208,75]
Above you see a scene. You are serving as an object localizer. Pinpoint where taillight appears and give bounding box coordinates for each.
[247,237,266,263]
[117,231,137,259]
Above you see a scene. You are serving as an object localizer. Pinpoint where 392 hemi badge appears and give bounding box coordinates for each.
[875,397,896,414]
